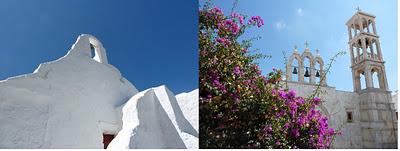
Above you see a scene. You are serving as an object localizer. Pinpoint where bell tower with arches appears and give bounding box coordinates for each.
[346,9,397,148]
[346,9,388,92]
[286,42,326,86]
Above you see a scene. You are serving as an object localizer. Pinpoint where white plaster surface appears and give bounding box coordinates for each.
[0,34,198,149]
[176,89,199,133]
[107,86,199,149]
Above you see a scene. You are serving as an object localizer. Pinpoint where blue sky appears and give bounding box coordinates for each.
[0,0,198,94]
[200,0,397,92]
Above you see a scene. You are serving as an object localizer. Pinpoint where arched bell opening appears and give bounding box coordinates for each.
[303,57,311,83]
[314,60,323,84]
[354,69,366,91]
[372,70,379,89]
[370,67,384,89]
[367,19,374,34]
[365,38,372,58]
[370,39,379,60]
[291,59,299,82]
[354,24,359,35]
[83,34,109,64]
[360,71,366,90]
[352,43,357,63]
[287,53,302,82]
[352,24,357,36]
[89,42,103,63]
[357,39,363,59]
[90,43,96,59]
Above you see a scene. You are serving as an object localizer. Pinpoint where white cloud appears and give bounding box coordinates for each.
[297,8,303,16]
[275,20,286,31]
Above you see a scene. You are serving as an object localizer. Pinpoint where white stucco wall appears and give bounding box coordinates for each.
[0,34,199,149]
[108,86,199,149]
[0,34,138,148]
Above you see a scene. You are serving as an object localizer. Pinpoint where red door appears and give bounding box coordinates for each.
[103,134,115,149]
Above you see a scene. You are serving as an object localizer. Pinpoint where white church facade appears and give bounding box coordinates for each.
[0,34,198,149]
[285,10,397,148]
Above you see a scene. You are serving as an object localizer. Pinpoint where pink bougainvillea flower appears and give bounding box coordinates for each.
[248,16,264,27]
[199,5,338,149]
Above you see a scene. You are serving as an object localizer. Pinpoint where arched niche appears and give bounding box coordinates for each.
[367,19,374,34]
[291,58,300,82]
[357,38,363,53]
[352,24,357,37]
[301,51,314,83]
[86,34,109,64]
[354,69,366,91]
[365,38,372,57]
[71,34,109,64]
[369,38,379,60]
[359,70,366,90]
[314,56,324,85]
[371,66,384,89]
[351,43,357,60]
[287,53,303,82]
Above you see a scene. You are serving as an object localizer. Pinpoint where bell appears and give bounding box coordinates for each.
[304,67,310,77]
[292,67,298,74]
[316,70,320,77]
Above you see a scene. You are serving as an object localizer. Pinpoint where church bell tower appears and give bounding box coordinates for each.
[346,8,388,92]
[346,9,397,148]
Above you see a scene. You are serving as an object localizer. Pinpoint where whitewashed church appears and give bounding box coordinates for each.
[285,10,397,148]
[0,34,198,149]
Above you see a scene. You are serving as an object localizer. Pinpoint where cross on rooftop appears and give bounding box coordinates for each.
[356,6,361,12]
[305,41,309,48]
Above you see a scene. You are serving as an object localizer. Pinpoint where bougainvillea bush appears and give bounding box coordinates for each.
[199,5,340,149]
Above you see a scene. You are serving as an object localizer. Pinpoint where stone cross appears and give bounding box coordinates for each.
[356,6,361,12]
